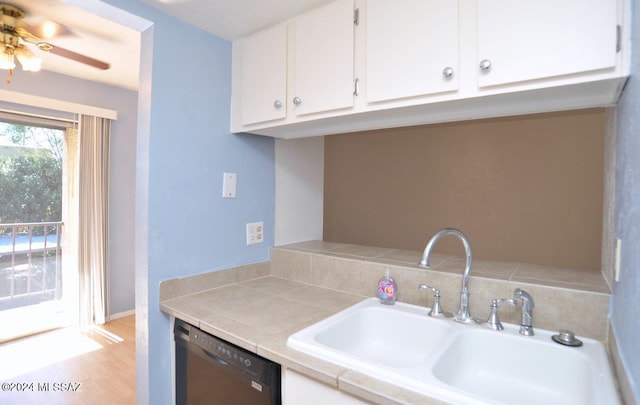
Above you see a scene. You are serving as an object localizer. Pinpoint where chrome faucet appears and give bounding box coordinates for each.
[513,288,534,336]
[486,298,518,331]
[419,284,451,318]
[419,228,473,323]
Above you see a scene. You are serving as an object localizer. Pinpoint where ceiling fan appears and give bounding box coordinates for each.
[0,2,109,83]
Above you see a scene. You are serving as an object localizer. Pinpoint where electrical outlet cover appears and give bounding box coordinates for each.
[246,222,264,245]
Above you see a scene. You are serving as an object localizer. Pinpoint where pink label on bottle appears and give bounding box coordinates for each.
[378,280,395,300]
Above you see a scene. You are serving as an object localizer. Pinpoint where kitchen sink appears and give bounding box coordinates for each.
[432,329,602,405]
[287,297,620,404]
[288,298,452,369]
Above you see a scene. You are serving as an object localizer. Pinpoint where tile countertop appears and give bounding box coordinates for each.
[160,241,612,404]
[161,276,447,404]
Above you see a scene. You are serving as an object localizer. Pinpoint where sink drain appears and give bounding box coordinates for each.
[551,330,583,347]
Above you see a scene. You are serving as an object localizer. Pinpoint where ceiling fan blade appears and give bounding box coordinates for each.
[48,45,110,70]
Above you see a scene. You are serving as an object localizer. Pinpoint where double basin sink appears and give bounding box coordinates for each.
[287,298,619,404]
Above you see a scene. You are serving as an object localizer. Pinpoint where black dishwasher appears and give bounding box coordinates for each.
[174,319,281,405]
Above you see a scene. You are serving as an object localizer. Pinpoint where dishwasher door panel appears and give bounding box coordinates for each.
[174,319,281,405]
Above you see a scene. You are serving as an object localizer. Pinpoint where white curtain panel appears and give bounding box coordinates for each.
[77,115,111,326]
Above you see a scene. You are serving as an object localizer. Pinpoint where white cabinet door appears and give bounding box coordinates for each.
[292,0,354,116]
[366,0,459,103]
[240,25,287,125]
[477,0,618,87]
[283,369,369,405]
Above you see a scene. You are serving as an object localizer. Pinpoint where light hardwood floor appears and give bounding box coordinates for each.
[0,315,135,405]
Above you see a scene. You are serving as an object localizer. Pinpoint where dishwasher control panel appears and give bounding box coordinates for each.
[175,319,271,383]
[192,331,256,371]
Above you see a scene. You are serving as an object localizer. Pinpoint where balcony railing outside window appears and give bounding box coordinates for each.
[0,222,63,310]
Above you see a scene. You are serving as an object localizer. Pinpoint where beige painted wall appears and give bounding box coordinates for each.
[324,109,605,271]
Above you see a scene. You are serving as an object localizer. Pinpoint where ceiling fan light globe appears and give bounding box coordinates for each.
[16,47,41,71]
[0,52,15,70]
[18,56,41,72]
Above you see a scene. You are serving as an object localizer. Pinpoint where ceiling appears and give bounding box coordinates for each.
[139,0,332,41]
[5,0,332,92]
[5,0,140,90]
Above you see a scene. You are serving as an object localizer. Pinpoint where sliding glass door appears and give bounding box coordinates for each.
[0,117,76,342]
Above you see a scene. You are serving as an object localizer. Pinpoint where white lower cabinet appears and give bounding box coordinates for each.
[282,369,370,405]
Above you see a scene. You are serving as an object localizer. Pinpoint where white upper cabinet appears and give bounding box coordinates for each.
[477,0,618,87]
[239,25,288,126]
[365,0,459,103]
[231,0,628,138]
[291,0,355,116]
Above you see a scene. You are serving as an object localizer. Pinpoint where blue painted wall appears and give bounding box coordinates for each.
[88,1,276,403]
[613,0,640,401]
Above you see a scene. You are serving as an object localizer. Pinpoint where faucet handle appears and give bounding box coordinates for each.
[419,284,449,317]
[486,298,518,330]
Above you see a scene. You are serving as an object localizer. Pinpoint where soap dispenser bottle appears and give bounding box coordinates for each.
[377,269,398,305]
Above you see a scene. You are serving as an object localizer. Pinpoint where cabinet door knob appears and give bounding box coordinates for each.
[442,67,454,79]
[479,59,492,72]
[274,100,282,109]
[293,97,302,106]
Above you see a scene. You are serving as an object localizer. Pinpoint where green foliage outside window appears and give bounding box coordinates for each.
[0,124,63,232]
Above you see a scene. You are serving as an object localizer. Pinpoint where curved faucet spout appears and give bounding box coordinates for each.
[419,228,473,323]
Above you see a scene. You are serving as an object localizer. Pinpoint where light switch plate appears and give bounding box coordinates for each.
[222,172,237,198]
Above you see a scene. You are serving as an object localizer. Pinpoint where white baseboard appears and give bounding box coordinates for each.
[110,309,135,320]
